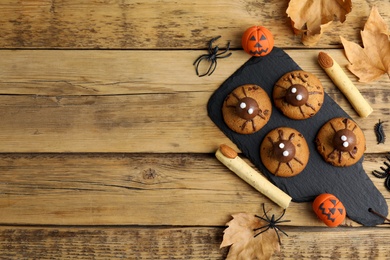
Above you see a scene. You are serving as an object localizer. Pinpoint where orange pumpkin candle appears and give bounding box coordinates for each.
[312,193,346,227]
[242,26,274,57]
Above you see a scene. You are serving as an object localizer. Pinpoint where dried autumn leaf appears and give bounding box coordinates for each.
[341,6,390,82]
[220,213,280,260]
[286,0,352,46]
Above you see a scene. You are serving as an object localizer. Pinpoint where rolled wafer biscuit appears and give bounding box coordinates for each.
[215,144,292,209]
[318,51,373,118]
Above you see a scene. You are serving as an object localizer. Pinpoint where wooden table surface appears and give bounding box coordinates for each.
[0,1,389,259]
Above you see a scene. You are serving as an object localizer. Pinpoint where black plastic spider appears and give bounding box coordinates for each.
[253,204,291,245]
[372,152,390,191]
[193,36,232,77]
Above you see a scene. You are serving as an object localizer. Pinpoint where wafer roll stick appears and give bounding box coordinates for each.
[318,51,373,118]
[215,144,292,209]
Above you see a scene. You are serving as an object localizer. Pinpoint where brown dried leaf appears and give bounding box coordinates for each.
[220,213,280,260]
[341,6,390,82]
[286,0,352,46]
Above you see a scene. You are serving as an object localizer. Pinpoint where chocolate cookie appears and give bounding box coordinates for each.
[260,127,309,177]
[222,84,272,134]
[316,117,366,167]
[273,70,324,120]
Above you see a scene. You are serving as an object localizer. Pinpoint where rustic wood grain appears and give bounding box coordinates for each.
[0,226,389,259]
[0,153,388,226]
[0,49,387,95]
[0,92,387,153]
[0,49,389,153]
[0,0,388,49]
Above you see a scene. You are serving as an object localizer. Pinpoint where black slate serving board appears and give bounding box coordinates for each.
[207,47,388,226]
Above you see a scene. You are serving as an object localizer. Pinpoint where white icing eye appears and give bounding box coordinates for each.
[343,141,349,147]
[296,94,303,101]
[240,102,246,109]
[283,151,290,157]
[341,135,347,141]
[247,108,254,115]
[291,87,297,93]
[279,143,285,149]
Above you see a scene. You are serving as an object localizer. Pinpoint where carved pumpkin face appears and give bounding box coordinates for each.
[242,26,274,57]
[312,193,346,227]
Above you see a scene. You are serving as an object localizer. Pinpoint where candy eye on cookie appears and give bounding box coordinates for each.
[285,84,309,106]
[222,84,272,135]
[332,129,357,153]
[273,138,296,164]
[316,117,366,167]
[236,97,260,120]
[260,127,309,177]
[273,70,324,120]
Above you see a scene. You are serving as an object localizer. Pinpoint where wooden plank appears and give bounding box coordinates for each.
[0,226,389,259]
[0,49,387,95]
[0,93,387,154]
[0,153,388,226]
[0,89,387,153]
[0,0,388,49]
[0,49,389,153]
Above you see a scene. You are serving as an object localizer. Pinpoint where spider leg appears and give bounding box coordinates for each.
[275,84,288,91]
[293,157,304,165]
[257,109,266,120]
[208,36,221,53]
[274,225,289,237]
[327,148,337,160]
[330,122,337,133]
[274,209,291,225]
[195,57,213,77]
[373,170,387,178]
[274,229,282,245]
[343,118,349,129]
[251,119,256,132]
[193,54,209,66]
[215,42,232,58]
[308,91,323,95]
[304,102,316,111]
[254,214,268,222]
[267,136,274,145]
[216,41,231,55]
[385,176,390,191]
[216,51,232,59]
[207,60,218,76]
[275,162,282,176]
[262,203,271,222]
[286,161,294,173]
[194,55,212,77]
[298,106,305,117]
[384,161,390,169]
[253,226,270,238]
[274,209,287,222]
[339,151,343,163]
[241,119,250,130]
